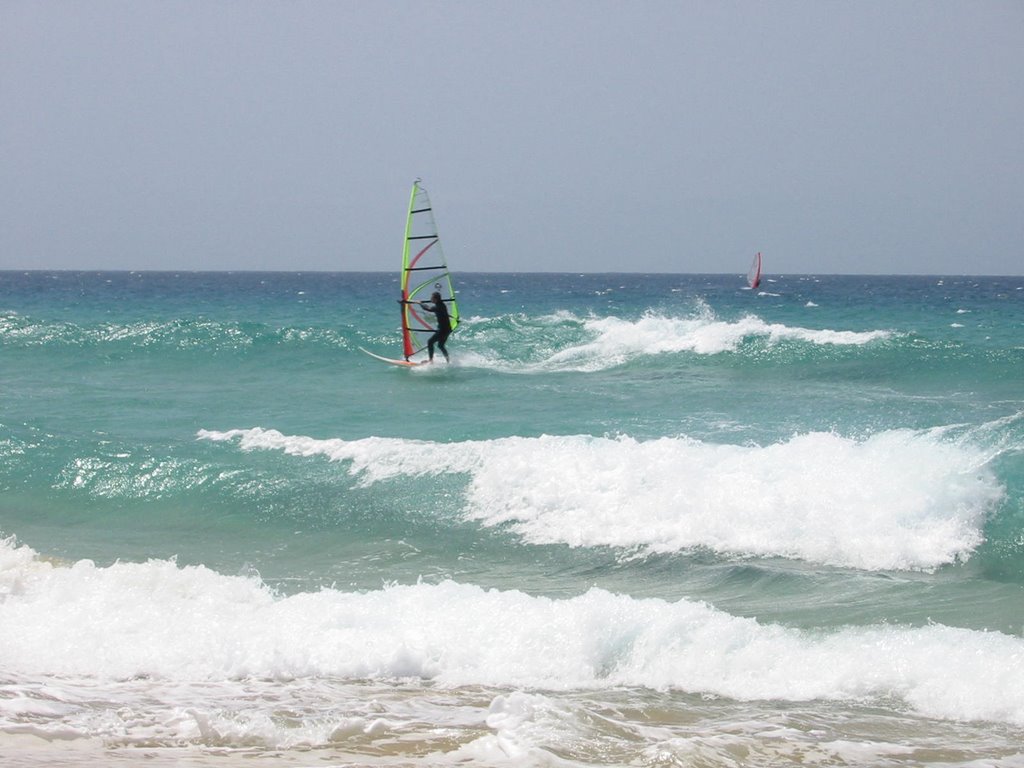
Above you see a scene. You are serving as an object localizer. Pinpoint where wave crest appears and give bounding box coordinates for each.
[199,424,1005,572]
[1,538,1022,726]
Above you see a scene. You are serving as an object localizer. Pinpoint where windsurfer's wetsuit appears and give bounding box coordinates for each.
[421,299,452,362]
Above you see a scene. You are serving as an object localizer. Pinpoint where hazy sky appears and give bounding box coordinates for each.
[2,1,1022,275]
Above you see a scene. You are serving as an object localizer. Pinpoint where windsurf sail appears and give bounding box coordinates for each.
[398,180,459,360]
[747,252,762,289]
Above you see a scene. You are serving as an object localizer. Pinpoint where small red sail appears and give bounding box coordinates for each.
[747,252,762,289]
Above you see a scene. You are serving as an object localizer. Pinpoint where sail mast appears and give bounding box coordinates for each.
[399,182,420,359]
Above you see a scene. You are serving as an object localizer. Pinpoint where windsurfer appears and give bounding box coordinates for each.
[419,291,452,362]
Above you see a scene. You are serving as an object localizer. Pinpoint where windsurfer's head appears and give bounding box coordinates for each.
[431,291,442,303]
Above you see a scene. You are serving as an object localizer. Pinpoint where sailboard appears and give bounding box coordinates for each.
[360,179,460,365]
[357,346,427,367]
[747,252,762,289]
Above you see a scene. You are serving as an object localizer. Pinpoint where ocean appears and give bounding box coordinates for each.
[1,270,1022,766]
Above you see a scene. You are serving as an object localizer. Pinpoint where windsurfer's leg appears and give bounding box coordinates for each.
[439,331,450,361]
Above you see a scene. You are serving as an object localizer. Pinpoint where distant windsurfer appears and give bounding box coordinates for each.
[418,291,452,362]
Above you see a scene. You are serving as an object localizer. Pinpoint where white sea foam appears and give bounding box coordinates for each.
[198,426,1003,571]
[1,537,1022,727]
[464,309,892,372]
[587,312,892,353]
[518,311,892,371]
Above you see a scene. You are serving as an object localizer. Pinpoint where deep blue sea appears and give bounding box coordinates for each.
[2,270,1023,766]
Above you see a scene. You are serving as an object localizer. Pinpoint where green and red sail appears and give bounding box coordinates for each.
[399,180,460,360]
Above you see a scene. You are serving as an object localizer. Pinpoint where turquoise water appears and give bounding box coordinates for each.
[1,270,1023,766]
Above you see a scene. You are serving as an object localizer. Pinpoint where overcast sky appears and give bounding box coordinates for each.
[2,1,1021,275]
